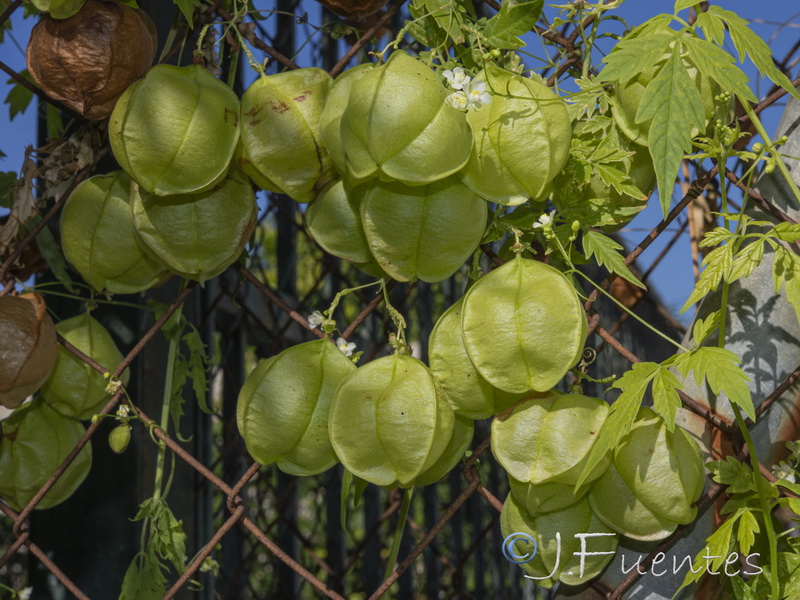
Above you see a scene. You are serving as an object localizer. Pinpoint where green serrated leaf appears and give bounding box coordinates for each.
[709,6,800,103]
[119,550,168,600]
[700,226,733,248]
[637,44,706,217]
[770,222,800,243]
[30,216,77,293]
[674,346,755,421]
[682,36,757,103]
[728,239,765,283]
[692,309,722,346]
[673,0,698,13]
[681,245,733,312]
[695,12,726,46]
[651,366,682,430]
[600,33,675,84]
[577,362,659,487]
[483,0,543,50]
[582,230,645,289]
[737,509,759,554]
[150,500,187,573]
[4,71,35,121]
[707,456,757,493]
[184,326,211,414]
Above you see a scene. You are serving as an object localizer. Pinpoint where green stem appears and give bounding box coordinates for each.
[743,101,800,208]
[384,487,414,581]
[713,158,778,599]
[22,288,150,311]
[152,302,183,503]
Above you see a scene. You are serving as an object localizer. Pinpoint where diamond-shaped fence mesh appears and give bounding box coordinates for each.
[1,1,800,599]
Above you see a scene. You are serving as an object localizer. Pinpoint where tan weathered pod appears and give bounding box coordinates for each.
[26,0,156,119]
[41,312,129,420]
[130,170,257,282]
[501,493,617,588]
[237,68,335,203]
[314,0,387,20]
[588,407,706,541]
[0,293,58,409]
[110,63,240,196]
[0,399,92,510]
[60,171,168,294]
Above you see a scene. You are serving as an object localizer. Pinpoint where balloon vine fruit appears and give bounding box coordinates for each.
[0,399,92,511]
[588,407,706,541]
[237,67,335,203]
[41,313,129,420]
[130,170,257,283]
[27,0,156,119]
[0,293,58,409]
[60,171,168,294]
[328,353,455,488]
[358,177,487,283]
[340,50,472,185]
[237,339,355,476]
[460,66,571,205]
[501,493,617,588]
[461,257,588,394]
[428,297,522,420]
[306,180,373,265]
[110,63,240,196]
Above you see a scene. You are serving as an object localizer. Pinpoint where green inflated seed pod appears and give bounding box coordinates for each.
[237,340,355,476]
[0,400,92,510]
[508,475,585,515]
[340,51,472,185]
[41,313,129,420]
[237,67,334,203]
[501,493,617,588]
[588,407,706,541]
[492,393,610,487]
[359,177,487,283]
[109,63,240,196]
[552,119,655,231]
[130,170,256,283]
[60,171,168,294]
[319,63,373,178]
[413,414,474,486]
[461,257,587,393]
[428,297,523,419]
[460,67,571,205]
[306,180,373,265]
[328,353,454,488]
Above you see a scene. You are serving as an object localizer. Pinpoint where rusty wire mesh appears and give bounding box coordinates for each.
[1,0,800,598]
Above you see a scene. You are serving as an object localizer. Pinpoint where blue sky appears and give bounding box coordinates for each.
[1,1,799,323]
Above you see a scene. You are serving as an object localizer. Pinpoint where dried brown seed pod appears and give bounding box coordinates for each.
[314,0,387,21]
[26,0,157,120]
[0,293,58,409]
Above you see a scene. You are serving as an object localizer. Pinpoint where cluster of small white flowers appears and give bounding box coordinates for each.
[116,404,130,419]
[337,337,356,357]
[443,67,491,111]
[772,462,797,483]
[307,311,324,329]
[532,211,555,230]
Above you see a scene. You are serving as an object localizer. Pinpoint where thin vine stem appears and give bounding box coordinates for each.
[383,487,414,581]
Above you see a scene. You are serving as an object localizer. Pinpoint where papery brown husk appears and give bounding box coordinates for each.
[0,293,58,409]
[26,0,157,120]
[314,0,387,20]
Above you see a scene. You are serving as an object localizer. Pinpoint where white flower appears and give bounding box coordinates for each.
[446,91,469,111]
[465,79,492,110]
[772,462,796,483]
[18,588,33,600]
[307,311,324,329]
[443,67,470,90]
[116,404,130,419]
[336,337,356,357]
[532,211,555,229]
